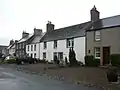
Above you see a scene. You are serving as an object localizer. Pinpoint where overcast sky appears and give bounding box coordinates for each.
[0,0,120,45]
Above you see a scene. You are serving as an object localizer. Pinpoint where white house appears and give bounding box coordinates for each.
[26,28,44,59]
[40,21,91,64]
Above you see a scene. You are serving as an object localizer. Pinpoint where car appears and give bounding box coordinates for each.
[16,57,38,65]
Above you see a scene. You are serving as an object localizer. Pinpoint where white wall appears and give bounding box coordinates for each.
[40,37,85,63]
[26,43,39,58]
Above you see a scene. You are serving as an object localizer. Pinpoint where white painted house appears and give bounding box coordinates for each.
[40,21,91,64]
[26,28,44,59]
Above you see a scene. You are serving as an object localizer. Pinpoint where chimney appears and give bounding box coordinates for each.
[34,28,42,35]
[9,40,14,45]
[90,5,100,22]
[15,40,18,43]
[22,31,29,38]
[46,21,54,32]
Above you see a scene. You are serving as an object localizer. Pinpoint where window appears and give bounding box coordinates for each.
[66,38,74,48]
[54,40,57,48]
[34,44,36,51]
[95,31,100,41]
[44,42,47,49]
[94,47,100,59]
[22,43,24,48]
[43,52,46,59]
[31,53,33,58]
[58,52,63,60]
[19,44,21,49]
[34,53,36,58]
[53,52,63,60]
[28,45,29,51]
[31,45,33,51]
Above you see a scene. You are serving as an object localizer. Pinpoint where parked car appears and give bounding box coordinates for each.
[16,56,38,65]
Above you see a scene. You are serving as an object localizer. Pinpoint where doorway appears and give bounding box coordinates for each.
[103,47,110,65]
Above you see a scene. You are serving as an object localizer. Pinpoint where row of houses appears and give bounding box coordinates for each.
[7,6,120,65]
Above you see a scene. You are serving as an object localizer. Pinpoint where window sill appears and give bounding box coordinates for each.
[95,57,100,59]
[95,39,101,42]
[67,46,74,48]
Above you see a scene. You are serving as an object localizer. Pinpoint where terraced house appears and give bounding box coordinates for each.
[16,32,33,58]
[26,28,44,59]
[86,6,120,65]
[39,20,91,63]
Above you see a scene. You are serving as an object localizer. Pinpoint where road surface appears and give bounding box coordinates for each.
[0,66,97,90]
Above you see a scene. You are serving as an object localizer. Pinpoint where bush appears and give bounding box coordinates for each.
[69,48,78,66]
[111,54,120,67]
[85,55,100,66]
[38,59,46,63]
[5,59,16,64]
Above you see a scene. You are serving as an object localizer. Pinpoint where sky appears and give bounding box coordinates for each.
[0,0,120,45]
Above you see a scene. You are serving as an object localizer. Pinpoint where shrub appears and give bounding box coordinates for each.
[85,55,100,66]
[111,54,120,67]
[39,59,46,63]
[69,48,78,66]
[5,59,16,64]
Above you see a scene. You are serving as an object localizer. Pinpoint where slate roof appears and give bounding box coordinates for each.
[40,22,91,42]
[89,15,120,30]
[18,34,33,43]
[40,15,120,42]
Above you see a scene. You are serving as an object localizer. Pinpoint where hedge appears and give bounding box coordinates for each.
[5,59,16,64]
[85,55,100,66]
[111,54,120,67]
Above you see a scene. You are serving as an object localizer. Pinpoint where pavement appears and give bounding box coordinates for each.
[0,66,97,90]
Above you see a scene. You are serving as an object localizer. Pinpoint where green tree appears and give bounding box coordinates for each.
[69,47,77,66]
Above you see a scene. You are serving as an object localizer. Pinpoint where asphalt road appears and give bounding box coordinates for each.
[0,67,97,90]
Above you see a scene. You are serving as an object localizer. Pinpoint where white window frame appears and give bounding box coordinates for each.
[31,45,33,51]
[28,45,29,51]
[54,40,57,49]
[94,47,100,59]
[95,31,100,41]
[34,44,36,51]
[34,53,36,58]
[67,38,74,48]
[44,42,47,49]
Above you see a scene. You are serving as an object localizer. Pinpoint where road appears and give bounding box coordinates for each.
[0,66,97,90]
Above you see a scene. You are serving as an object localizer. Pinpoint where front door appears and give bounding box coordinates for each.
[103,47,110,65]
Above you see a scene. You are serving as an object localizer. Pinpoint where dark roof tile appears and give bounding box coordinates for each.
[40,21,91,42]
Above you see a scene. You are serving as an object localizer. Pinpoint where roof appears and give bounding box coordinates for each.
[40,21,91,42]
[7,43,15,49]
[0,45,8,51]
[88,15,120,31]
[18,34,33,43]
[28,35,43,44]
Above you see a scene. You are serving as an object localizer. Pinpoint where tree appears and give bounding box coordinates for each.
[65,57,68,65]
[69,47,78,66]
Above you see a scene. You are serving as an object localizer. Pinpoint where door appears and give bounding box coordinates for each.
[58,52,63,60]
[103,47,110,65]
